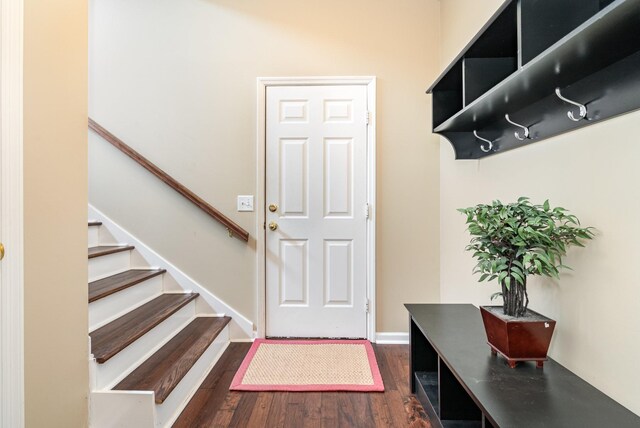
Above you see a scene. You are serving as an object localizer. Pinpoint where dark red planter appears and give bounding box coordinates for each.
[480,306,556,368]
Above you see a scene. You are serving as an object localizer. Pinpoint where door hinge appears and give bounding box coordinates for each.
[365,299,370,313]
[366,111,371,125]
[364,203,371,219]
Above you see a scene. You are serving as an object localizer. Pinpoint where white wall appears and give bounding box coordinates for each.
[89,0,442,333]
[439,0,640,416]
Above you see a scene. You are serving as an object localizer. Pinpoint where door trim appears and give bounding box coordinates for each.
[1,0,25,426]
[256,77,376,341]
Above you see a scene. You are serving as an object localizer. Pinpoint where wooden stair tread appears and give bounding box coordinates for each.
[90,293,199,363]
[88,245,134,259]
[114,316,232,403]
[88,221,102,226]
[89,269,166,303]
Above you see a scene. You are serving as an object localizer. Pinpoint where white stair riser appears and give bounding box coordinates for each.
[90,391,155,428]
[157,326,230,428]
[89,276,164,332]
[93,300,196,390]
[89,251,131,282]
[88,226,100,247]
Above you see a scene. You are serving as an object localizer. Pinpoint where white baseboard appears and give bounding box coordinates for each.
[88,204,255,340]
[375,332,409,345]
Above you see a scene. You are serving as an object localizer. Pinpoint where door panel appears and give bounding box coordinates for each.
[324,138,353,217]
[280,138,308,217]
[266,84,368,338]
[280,239,308,306]
[324,240,353,306]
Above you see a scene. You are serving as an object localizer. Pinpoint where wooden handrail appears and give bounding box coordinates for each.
[88,118,250,242]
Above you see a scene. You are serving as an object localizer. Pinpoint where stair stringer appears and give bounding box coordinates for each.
[90,390,155,428]
[89,204,254,340]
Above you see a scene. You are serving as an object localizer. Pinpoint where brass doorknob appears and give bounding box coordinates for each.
[0,243,4,260]
[268,222,278,231]
[268,204,278,213]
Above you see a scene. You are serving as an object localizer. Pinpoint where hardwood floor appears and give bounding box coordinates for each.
[173,343,430,428]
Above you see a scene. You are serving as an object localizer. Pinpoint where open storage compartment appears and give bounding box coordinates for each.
[520,0,617,65]
[438,359,488,427]
[432,60,463,128]
[410,317,440,423]
[410,313,498,428]
[463,1,518,105]
[427,0,640,159]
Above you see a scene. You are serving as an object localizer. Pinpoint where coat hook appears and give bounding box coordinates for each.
[555,88,587,121]
[504,114,530,141]
[473,130,493,153]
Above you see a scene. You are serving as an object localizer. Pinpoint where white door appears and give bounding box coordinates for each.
[265,84,369,338]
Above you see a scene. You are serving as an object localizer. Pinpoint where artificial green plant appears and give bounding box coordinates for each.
[458,197,594,317]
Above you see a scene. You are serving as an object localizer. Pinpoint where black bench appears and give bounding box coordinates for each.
[406,304,640,428]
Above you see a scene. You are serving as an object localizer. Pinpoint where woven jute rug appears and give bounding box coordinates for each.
[229,339,384,392]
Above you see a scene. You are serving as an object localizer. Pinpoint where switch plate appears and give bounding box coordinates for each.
[237,195,254,212]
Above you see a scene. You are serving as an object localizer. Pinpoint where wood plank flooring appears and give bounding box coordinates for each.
[173,343,430,428]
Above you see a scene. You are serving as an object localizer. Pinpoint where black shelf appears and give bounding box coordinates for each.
[414,371,485,428]
[414,372,440,422]
[415,372,439,412]
[433,60,463,128]
[442,422,482,428]
[428,0,517,95]
[462,57,517,106]
[428,0,640,159]
[520,0,603,65]
[406,304,640,428]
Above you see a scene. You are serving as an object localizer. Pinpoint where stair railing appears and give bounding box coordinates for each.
[88,118,250,242]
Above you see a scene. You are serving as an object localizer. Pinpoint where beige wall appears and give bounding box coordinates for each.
[88,0,441,332]
[24,0,89,426]
[439,0,640,416]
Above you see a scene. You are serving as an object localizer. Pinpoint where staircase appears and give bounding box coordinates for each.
[88,220,232,427]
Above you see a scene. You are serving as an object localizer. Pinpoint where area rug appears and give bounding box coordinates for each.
[229,339,384,392]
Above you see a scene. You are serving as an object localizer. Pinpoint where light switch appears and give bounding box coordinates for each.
[237,195,254,212]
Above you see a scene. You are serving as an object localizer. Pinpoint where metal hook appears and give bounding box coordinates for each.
[555,88,587,122]
[473,130,493,153]
[504,114,530,141]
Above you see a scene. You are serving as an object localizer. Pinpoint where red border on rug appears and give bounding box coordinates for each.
[229,339,385,392]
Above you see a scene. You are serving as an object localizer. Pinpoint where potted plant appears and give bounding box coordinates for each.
[458,197,594,368]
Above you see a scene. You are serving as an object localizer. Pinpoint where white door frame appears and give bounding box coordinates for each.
[1,0,25,426]
[256,76,376,341]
